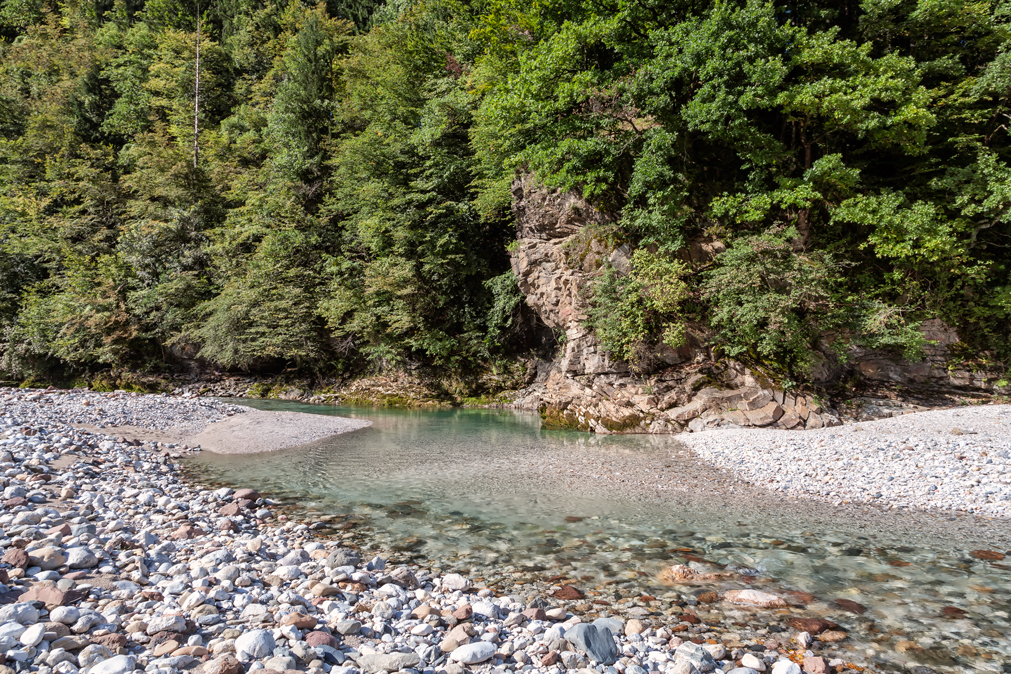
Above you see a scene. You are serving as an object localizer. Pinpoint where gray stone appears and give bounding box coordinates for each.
[592,618,623,636]
[90,655,137,674]
[65,547,98,569]
[355,652,421,674]
[146,614,187,635]
[78,644,114,667]
[564,623,618,665]
[326,548,361,568]
[332,620,361,636]
[0,603,39,625]
[674,642,716,673]
[450,642,496,665]
[234,629,275,660]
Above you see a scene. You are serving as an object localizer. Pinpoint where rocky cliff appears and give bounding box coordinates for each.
[506,176,1001,434]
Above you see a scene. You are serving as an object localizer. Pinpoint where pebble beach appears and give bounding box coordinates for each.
[680,405,1011,518]
[1,388,1010,674]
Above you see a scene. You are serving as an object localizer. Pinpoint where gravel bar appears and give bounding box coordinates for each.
[679,403,1011,517]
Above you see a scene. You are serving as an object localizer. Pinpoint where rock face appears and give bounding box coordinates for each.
[506,174,997,434]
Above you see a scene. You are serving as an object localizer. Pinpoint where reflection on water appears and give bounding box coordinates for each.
[189,400,1011,672]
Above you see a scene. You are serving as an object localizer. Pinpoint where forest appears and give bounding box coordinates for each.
[1,0,1010,385]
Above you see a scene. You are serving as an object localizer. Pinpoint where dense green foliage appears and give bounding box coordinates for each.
[1,0,1010,382]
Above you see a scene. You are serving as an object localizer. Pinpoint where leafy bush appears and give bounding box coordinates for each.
[587,249,689,369]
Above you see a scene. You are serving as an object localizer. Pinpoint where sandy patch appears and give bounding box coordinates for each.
[77,409,371,454]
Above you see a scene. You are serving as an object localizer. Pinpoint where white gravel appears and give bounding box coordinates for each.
[680,404,1011,517]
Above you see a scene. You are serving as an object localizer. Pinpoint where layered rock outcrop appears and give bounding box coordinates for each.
[506,175,1000,434]
[507,175,835,433]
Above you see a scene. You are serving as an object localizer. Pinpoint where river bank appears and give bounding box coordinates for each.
[3,388,1011,674]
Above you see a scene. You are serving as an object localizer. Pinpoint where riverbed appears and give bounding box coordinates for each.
[188,400,1011,674]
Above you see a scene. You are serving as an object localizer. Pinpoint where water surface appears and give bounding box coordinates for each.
[189,400,1011,672]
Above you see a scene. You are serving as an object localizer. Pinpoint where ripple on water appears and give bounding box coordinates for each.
[189,400,1011,672]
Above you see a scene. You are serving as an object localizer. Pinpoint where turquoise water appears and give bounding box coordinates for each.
[189,400,1011,672]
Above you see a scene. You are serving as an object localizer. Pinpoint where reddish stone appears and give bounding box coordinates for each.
[452,605,473,620]
[304,631,339,649]
[91,633,128,649]
[64,571,90,580]
[0,569,7,584]
[786,618,839,635]
[552,585,583,600]
[941,606,967,617]
[281,614,317,629]
[522,608,546,621]
[5,497,27,508]
[235,499,255,509]
[218,503,241,517]
[2,547,29,569]
[172,524,205,540]
[970,550,1004,561]
[18,585,83,608]
[782,590,815,605]
[47,523,72,536]
[541,652,560,666]
[803,656,829,674]
[681,613,700,625]
[833,599,867,615]
[219,520,239,533]
[233,488,260,501]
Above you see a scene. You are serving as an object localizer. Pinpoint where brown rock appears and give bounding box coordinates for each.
[90,633,128,650]
[894,640,921,653]
[552,585,583,600]
[941,606,967,617]
[202,654,243,674]
[219,520,239,533]
[154,640,180,657]
[681,614,700,625]
[172,524,205,540]
[658,564,726,583]
[233,489,260,501]
[280,613,317,630]
[541,652,560,667]
[818,631,847,643]
[47,523,72,537]
[2,548,29,569]
[304,631,339,649]
[218,503,242,517]
[745,402,784,427]
[697,591,718,604]
[4,497,27,508]
[970,550,1005,561]
[833,598,867,615]
[412,604,436,619]
[175,646,209,657]
[19,585,83,608]
[786,618,839,635]
[45,623,71,639]
[452,605,473,620]
[0,569,8,584]
[522,608,546,621]
[802,656,828,674]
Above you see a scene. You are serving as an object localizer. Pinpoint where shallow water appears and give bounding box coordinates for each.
[189,400,1011,672]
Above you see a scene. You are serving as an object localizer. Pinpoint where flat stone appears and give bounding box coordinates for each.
[355,652,421,673]
[723,590,788,608]
[449,642,496,665]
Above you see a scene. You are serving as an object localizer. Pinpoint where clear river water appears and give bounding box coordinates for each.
[188,400,1011,673]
